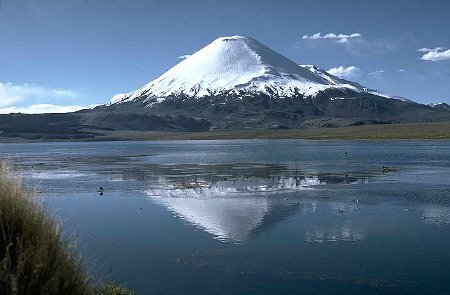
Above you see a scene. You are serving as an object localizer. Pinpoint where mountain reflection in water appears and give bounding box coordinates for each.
[146,173,364,243]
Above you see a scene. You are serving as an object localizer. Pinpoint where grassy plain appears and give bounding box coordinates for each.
[96,122,450,141]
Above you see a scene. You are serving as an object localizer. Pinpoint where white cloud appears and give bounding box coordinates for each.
[0,81,78,107]
[302,32,362,43]
[297,33,398,57]
[417,47,443,53]
[0,81,94,114]
[368,70,386,76]
[397,69,405,72]
[418,47,450,61]
[177,54,191,59]
[0,104,97,114]
[327,66,359,79]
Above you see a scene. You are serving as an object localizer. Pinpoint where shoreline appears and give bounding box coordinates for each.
[0,121,449,143]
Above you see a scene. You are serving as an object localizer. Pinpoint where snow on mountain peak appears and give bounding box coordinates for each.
[113,36,396,104]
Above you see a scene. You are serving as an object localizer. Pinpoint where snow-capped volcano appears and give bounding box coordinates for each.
[97,35,450,131]
[112,36,376,104]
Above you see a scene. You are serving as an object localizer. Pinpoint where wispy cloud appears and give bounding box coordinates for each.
[417,47,443,53]
[368,70,386,76]
[327,66,360,79]
[302,32,362,43]
[0,104,96,114]
[397,69,406,72]
[418,47,450,61]
[177,54,191,59]
[297,32,397,57]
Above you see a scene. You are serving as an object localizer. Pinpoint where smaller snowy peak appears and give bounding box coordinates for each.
[428,102,449,107]
[300,64,376,92]
[300,64,363,88]
[300,64,405,101]
[429,102,450,111]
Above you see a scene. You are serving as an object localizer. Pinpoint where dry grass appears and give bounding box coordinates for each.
[0,161,136,294]
[91,121,450,141]
[0,161,93,294]
[0,160,135,295]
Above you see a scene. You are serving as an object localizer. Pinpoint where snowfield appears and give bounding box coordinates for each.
[113,36,395,104]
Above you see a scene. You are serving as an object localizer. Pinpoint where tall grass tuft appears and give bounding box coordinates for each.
[0,161,93,294]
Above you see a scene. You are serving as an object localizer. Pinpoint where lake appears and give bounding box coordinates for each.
[1,140,450,294]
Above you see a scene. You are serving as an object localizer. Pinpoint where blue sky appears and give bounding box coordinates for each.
[0,0,449,113]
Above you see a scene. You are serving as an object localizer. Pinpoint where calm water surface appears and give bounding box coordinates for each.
[1,140,450,294]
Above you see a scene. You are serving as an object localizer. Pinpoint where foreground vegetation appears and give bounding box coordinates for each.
[0,162,135,295]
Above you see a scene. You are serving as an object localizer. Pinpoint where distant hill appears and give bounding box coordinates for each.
[429,103,450,112]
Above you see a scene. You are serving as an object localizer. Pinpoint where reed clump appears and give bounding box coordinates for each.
[0,161,94,294]
[0,162,136,294]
